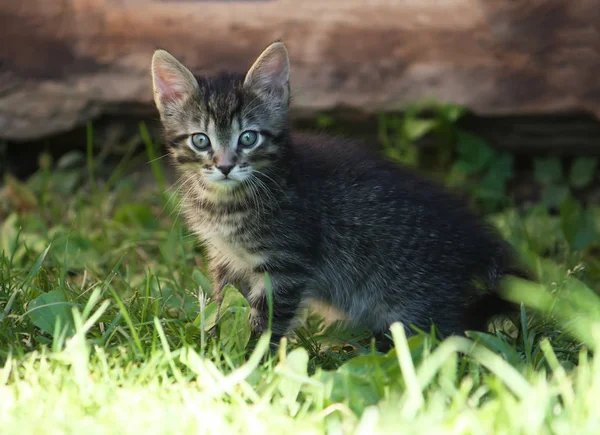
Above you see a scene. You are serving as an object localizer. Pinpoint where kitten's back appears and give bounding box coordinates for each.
[287,132,519,333]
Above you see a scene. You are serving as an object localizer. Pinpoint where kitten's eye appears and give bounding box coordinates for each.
[190,133,211,151]
[238,130,258,148]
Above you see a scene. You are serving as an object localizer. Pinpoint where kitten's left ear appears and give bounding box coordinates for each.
[244,42,290,105]
[151,49,199,114]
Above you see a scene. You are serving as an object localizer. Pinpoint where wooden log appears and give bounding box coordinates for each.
[1,0,599,142]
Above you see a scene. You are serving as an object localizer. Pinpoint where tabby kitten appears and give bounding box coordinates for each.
[151,42,521,344]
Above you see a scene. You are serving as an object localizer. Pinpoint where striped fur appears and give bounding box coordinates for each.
[151,42,522,344]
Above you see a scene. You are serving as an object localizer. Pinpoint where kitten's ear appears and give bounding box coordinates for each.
[151,49,199,113]
[244,42,290,104]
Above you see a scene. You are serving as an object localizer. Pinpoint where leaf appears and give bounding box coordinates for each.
[403,117,437,141]
[51,170,82,195]
[534,157,563,186]
[318,351,400,415]
[56,150,85,170]
[487,152,515,181]
[158,285,199,320]
[27,290,75,337]
[1,213,20,262]
[193,301,219,330]
[455,132,495,174]
[560,196,597,251]
[218,285,250,357]
[466,331,522,367]
[51,232,100,270]
[521,205,565,256]
[476,171,507,201]
[540,184,569,209]
[569,157,597,189]
[316,115,334,128]
[438,104,467,123]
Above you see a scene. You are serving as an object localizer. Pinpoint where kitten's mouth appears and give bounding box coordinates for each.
[205,170,249,188]
[210,177,240,188]
[220,178,237,184]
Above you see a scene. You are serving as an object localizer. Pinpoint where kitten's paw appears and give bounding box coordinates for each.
[249,308,267,335]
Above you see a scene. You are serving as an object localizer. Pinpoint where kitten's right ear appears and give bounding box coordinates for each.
[244,42,290,105]
[151,49,199,114]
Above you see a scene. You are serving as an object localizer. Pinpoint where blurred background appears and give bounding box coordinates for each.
[1,0,599,278]
[2,1,599,183]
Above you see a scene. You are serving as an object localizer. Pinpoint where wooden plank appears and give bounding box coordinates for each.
[1,0,599,142]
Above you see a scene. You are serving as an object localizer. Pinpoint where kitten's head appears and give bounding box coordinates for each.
[151,42,290,189]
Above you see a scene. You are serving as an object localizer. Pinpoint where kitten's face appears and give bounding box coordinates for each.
[151,43,290,190]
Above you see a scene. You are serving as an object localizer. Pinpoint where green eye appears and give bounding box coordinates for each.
[190,133,211,150]
[239,130,258,148]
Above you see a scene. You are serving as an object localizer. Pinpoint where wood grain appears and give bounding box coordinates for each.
[1,0,599,141]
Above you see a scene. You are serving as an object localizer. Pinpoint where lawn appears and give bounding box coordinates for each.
[1,120,600,434]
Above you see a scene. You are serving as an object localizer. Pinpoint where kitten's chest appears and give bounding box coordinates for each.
[193,211,267,276]
[207,233,265,273]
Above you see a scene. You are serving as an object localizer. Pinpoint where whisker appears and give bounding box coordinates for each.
[250,173,279,214]
[252,169,286,196]
[244,176,263,217]
[147,152,171,164]
[162,173,188,212]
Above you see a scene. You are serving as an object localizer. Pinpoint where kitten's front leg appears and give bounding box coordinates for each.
[248,277,304,347]
[209,262,234,336]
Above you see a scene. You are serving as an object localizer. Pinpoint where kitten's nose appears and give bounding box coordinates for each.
[217,165,234,176]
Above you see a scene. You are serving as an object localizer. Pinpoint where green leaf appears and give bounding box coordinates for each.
[569,157,597,189]
[56,150,85,170]
[487,152,515,181]
[1,213,20,262]
[51,232,100,271]
[466,331,522,367]
[438,104,467,123]
[455,132,495,174]
[534,157,563,186]
[476,171,507,201]
[193,301,219,330]
[27,290,76,337]
[560,196,597,251]
[318,351,399,415]
[521,205,565,255]
[403,117,437,141]
[52,170,83,195]
[218,285,250,357]
[540,184,570,209]
[316,115,334,128]
[158,285,199,320]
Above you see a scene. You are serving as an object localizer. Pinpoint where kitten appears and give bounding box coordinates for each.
[151,42,523,345]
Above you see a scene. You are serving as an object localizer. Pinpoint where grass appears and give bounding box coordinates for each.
[1,128,600,434]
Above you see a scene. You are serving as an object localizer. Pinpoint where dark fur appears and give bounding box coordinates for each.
[151,44,523,345]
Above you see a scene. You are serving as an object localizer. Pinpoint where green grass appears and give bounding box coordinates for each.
[1,135,600,434]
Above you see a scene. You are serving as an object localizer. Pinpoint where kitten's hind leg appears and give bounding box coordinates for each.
[248,277,304,348]
[372,331,394,353]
